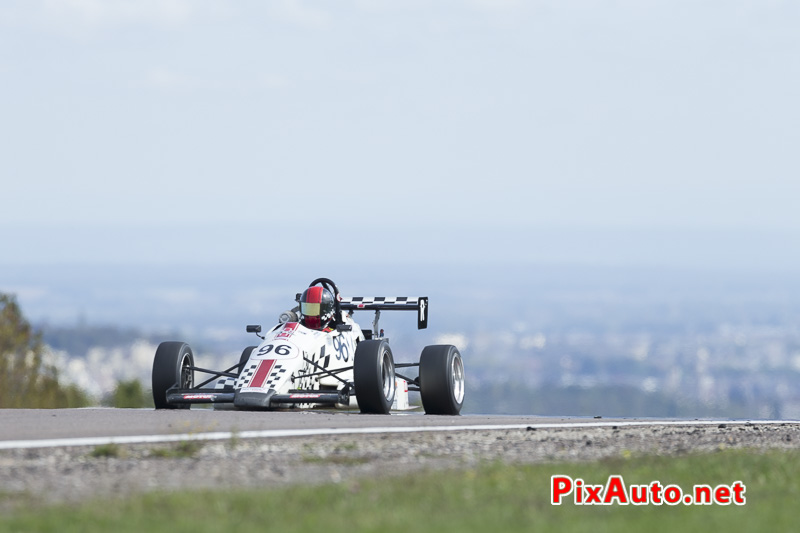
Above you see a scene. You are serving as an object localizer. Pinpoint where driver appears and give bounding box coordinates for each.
[299,286,335,330]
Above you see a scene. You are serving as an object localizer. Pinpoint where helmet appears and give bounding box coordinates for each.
[299,286,335,330]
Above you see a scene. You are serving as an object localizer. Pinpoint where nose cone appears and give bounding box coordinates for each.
[234,388,276,410]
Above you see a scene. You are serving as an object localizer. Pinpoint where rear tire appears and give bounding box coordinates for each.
[419,344,465,415]
[152,342,194,410]
[354,340,396,414]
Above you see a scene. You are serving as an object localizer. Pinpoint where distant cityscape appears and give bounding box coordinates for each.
[6,262,800,418]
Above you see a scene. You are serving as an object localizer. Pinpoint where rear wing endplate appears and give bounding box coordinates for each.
[340,297,428,329]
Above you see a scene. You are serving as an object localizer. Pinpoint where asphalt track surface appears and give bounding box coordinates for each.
[2,408,798,449]
[1,408,611,442]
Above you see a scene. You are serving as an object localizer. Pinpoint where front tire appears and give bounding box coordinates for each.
[152,342,194,410]
[238,346,257,377]
[353,340,396,414]
[419,344,465,415]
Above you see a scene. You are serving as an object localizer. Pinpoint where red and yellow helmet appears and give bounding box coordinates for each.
[299,286,335,330]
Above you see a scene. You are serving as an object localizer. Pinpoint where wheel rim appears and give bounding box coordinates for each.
[180,353,193,389]
[451,355,465,404]
[381,350,395,400]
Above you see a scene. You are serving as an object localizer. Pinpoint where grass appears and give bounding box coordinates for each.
[1,449,798,532]
[301,440,366,464]
[89,441,203,459]
[148,441,203,459]
[88,443,125,459]
[301,454,371,466]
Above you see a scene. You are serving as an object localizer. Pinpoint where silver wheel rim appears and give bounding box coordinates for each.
[180,353,193,389]
[381,350,395,400]
[451,355,465,403]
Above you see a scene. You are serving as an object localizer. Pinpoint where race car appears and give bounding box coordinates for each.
[151,278,465,415]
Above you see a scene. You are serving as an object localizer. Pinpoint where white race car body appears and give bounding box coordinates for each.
[219,315,363,409]
[152,278,463,415]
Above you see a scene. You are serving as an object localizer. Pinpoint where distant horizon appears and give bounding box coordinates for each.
[3,224,800,273]
[4,257,800,335]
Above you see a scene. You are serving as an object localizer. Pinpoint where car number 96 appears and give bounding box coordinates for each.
[256,343,295,358]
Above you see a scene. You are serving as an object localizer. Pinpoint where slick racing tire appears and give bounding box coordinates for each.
[419,344,465,415]
[238,346,257,377]
[354,339,396,414]
[152,342,194,410]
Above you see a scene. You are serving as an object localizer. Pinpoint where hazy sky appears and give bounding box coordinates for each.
[2,1,799,267]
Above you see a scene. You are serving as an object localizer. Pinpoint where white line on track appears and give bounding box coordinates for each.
[1,419,797,451]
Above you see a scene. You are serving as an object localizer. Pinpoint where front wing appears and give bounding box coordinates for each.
[166,387,349,408]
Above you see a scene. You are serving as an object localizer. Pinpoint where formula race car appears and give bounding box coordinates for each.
[151,278,465,415]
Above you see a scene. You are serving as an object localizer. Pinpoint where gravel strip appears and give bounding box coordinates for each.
[1,422,799,508]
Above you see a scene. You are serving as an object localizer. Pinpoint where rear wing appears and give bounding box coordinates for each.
[340,296,428,329]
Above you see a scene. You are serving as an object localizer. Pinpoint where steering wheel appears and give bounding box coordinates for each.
[308,278,342,323]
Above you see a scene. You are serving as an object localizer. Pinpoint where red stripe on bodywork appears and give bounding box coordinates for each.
[250,359,276,389]
[276,322,298,339]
